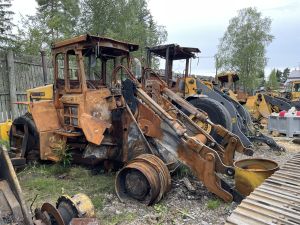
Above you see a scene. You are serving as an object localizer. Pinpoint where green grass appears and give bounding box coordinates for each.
[206,199,221,210]
[102,212,136,225]
[18,163,115,211]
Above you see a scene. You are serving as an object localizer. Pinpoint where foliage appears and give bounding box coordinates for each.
[216,7,274,93]
[154,203,168,215]
[276,69,282,82]
[52,141,72,167]
[282,67,290,83]
[79,0,167,58]
[266,68,280,90]
[0,139,9,149]
[0,0,15,49]
[17,0,80,54]
[207,199,221,210]
[275,68,290,83]
[14,0,167,56]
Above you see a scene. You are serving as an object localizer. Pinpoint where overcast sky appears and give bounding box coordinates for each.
[12,0,300,77]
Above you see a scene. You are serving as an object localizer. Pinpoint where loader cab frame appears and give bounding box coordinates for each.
[52,35,138,97]
[145,44,200,97]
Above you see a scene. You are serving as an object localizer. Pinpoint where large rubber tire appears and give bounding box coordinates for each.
[188,97,232,142]
[10,113,40,161]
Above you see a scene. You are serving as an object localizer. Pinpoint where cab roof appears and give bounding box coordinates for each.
[217,71,239,82]
[52,34,139,57]
[147,44,200,60]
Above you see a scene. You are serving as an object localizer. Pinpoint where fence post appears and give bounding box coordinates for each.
[7,50,18,119]
[41,50,48,84]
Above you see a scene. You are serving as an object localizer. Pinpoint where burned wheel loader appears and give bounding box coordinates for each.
[10,35,251,204]
[0,145,97,225]
[144,44,284,152]
[245,92,292,122]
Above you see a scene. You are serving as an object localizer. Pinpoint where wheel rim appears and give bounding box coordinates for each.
[189,114,212,133]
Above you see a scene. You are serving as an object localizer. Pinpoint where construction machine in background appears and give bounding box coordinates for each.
[0,145,97,225]
[9,34,255,205]
[279,79,300,109]
[144,44,284,151]
[217,71,248,104]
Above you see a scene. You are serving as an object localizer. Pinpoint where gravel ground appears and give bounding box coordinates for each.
[98,134,299,225]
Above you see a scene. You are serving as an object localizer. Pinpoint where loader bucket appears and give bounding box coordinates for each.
[234,158,278,196]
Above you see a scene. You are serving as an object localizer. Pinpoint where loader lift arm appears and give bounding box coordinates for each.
[112,65,244,202]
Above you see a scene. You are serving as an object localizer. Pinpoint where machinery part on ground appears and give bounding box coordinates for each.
[0,145,33,225]
[115,154,171,205]
[35,193,96,225]
[0,119,12,142]
[226,152,300,225]
[0,145,97,225]
[234,158,278,196]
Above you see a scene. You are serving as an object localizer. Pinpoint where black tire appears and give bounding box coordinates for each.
[10,113,40,161]
[188,97,232,142]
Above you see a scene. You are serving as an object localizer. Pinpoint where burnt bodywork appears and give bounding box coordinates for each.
[144,44,284,152]
[10,35,251,204]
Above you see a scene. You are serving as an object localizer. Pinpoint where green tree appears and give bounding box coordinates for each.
[36,0,80,40]
[16,0,80,54]
[276,69,282,82]
[266,69,279,90]
[0,0,15,49]
[282,67,290,83]
[79,0,167,58]
[216,7,274,93]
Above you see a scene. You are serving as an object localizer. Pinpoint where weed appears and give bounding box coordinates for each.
[207,199,221,210]
[154,203,168,215]
[52,140,72,167]
[0,139,9,149]
[174,165,192,179]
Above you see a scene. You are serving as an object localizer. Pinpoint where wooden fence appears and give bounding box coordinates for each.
[0,50,53,122]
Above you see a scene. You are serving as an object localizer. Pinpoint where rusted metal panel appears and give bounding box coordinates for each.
[226,152,300,225]
[137,102,162,138]
[30,100,61,132]
[80,113,111,145]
